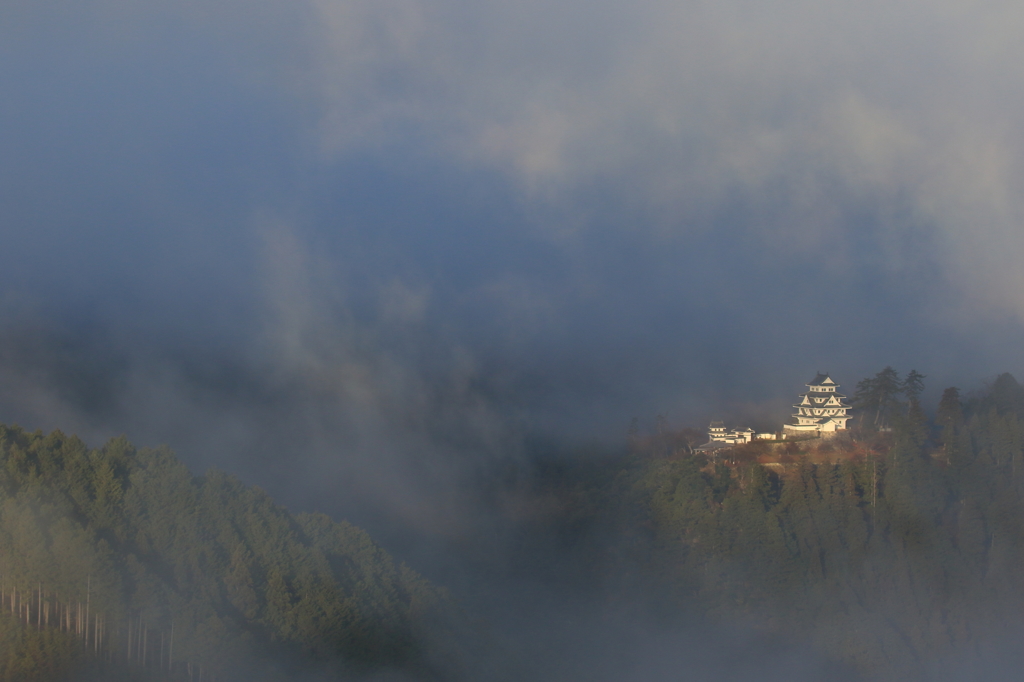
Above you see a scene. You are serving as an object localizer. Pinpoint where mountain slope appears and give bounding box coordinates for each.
[0,424,456,681]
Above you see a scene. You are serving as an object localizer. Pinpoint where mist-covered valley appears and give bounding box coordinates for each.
[6,0,1024,679]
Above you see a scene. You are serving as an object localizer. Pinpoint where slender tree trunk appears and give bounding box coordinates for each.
[872,455,877,508]
[85,577,90,647]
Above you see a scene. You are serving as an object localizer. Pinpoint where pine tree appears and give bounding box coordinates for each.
[854,367,903,429]
[902,370,926,405]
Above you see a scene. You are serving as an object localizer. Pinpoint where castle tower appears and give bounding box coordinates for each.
[783,373,852,436]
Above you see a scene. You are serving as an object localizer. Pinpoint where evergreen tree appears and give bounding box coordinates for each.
[902,369,926,404]
[854,367,903,429]
[937,386,963,451]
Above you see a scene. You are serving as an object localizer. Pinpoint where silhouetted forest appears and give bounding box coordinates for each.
[0,426,458,681]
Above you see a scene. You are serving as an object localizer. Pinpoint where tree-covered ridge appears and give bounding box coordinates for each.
[515,373,1024,681]
[0,424,455,681]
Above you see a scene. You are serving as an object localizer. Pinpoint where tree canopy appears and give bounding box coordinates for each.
[0,426,459,681]
[523,373,1024,679]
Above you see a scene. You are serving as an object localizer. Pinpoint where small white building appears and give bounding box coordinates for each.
[694,419,782,456]
[783,373,852,436]
[708,421,755,444]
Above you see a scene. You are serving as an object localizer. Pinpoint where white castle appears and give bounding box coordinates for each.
[695,373,852,454]
[783,373,852,435]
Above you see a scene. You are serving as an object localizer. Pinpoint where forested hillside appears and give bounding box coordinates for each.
[509,373,1024,681]
[7,372,1024,681]
[0,425,457,681]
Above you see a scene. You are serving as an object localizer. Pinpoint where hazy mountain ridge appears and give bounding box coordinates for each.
[0,425,457,681]
[506,373,1024,680]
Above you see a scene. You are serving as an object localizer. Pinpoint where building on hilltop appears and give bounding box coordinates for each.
[694,421,756,454]
[710,421,754,444]
[783,373,852,436]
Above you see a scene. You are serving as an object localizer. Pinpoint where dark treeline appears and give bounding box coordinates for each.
[497,372,1024,681]
[0,426,461,681]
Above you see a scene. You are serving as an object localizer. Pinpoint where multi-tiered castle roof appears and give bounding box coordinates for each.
[784,373,852,435]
